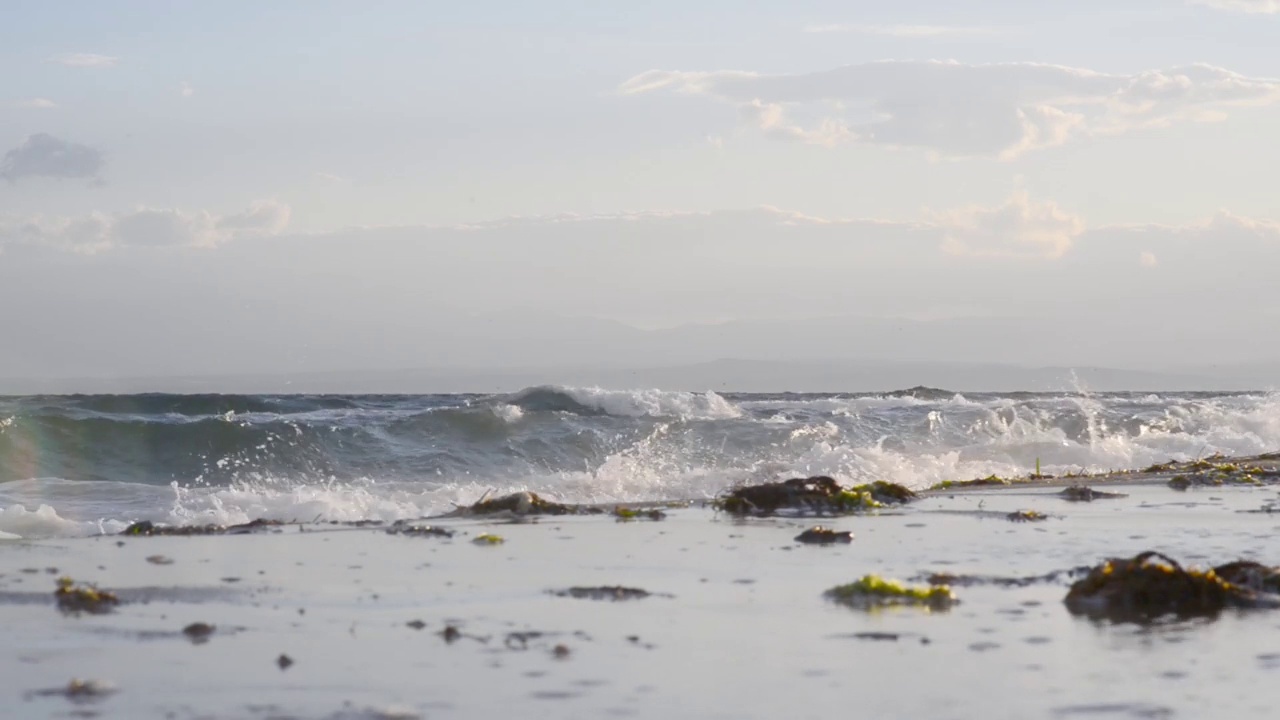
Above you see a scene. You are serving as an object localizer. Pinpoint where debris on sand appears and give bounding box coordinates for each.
[825,575,956,611]
[1064,551,1280,621]
[551,586,654,601]
[145,555,175,565]
[26,678,116,703]
[715,476,916,516]
[54,577,119,615]
[1007,510,1049,523]
[182,622,215,644]
[795,526,854,544]
[276,654,294,670]
[613,506,668,521]
[472,533,505,545]
[1058,485,1128,502]
[120,519,284,536]
[406,620,427,630]
[385,522,454,538]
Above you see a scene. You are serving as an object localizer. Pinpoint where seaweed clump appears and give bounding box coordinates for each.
[1168,466,1265,491]
[552,586,653,601]
[716,476,915,516]
[467,491,601,516]
[1064,551,1280,622]
[795,526,854,544]
[55,577,119,615]
[928,474,1028,491]
[385,521,454,538]
[613,507,668,521]
[1007,510,1049,523]
[1058,485,1127,502]
[825,575,956,611]
[120,519,283,536]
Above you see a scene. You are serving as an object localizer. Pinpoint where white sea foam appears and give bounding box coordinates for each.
[507,385,742,419]
[6,390,1280,537]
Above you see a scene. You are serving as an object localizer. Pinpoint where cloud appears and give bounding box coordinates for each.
[52,53,118,68]
[179,81,194,98]
[0,201,291,253]
[1140,251,1159,267]
[803,24,998,37]
[15,98,57,109]
[619,61,1280,158]
[934,191,1084,258]
[0,133,104,182]
[1188,0,1280,12]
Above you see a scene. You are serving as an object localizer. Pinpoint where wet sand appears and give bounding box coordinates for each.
[5,462,1280,719]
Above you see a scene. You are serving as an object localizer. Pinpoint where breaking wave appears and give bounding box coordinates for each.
[2,387,1279,537]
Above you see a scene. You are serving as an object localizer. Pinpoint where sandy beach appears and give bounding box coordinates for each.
[4,458,1280,720]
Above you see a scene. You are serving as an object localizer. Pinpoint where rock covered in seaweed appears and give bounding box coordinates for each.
[1064,551,1280,622]
[716,476,916,516]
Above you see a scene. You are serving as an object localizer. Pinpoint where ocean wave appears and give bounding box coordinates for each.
[2,389,1280,537]
[502,385,742,419]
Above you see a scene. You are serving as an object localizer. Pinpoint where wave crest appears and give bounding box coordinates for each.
[502,385,742,419]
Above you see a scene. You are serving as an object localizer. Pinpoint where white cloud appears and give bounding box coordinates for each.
[52,53,119,68]
[1188,0,1280,13]
[620,61,1280,158]
[15,98,57,109]
[0,201,291,253]
[934,191,1085,258]
[313,171,348,184]
[1,134,104,182]
[803,24,998,37]
[179,81,194,98]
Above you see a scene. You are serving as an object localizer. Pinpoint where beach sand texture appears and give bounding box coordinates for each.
[6,462,1280,719]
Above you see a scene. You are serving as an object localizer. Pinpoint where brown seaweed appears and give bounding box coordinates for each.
[716,476,915,516]
[795,526,854,544]
[551,586,654,601]
[120,518,284,536]
[55,577,119,615]
[1064,551,1280,622]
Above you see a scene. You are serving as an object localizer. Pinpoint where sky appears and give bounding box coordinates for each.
[2,0,1280,386]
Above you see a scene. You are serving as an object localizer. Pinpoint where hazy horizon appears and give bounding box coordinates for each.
[3,1,1279,392]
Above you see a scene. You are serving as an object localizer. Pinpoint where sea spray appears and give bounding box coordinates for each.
[1,387,1279,537]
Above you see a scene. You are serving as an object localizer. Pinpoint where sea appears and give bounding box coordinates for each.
[2,385,1278,539]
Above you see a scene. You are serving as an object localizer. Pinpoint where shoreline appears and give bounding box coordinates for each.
[6,453,1280,718]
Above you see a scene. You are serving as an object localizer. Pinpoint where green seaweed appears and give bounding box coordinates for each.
[613,507,668,521]
[472,533,505,545]
[825,575,956,611]
[1007,510,1049,522]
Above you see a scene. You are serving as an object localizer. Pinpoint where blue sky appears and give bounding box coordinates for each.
[2,1,1280,380]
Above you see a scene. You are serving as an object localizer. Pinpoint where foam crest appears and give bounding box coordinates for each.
[505,385,742,419]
